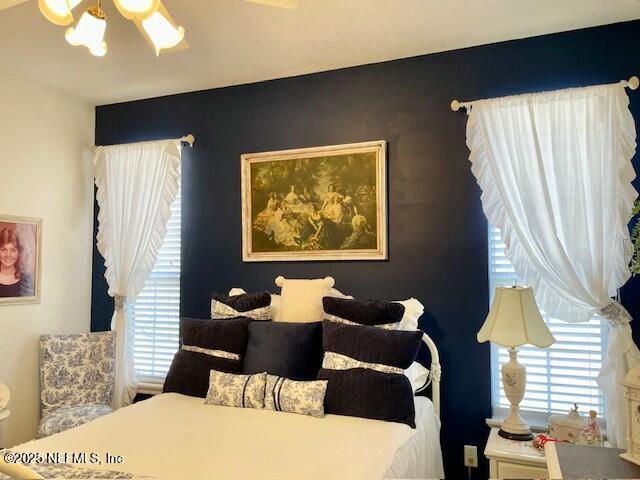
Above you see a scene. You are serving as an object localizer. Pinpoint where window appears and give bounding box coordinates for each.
[488,225,606,419]
[128,183,181,384]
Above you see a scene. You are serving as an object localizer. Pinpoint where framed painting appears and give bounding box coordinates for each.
[0,215,41,305]
[241,140,387,262]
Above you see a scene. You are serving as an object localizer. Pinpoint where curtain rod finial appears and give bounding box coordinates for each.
[451,100,462,112]
[183,134,195,147]
[627,76,639,91]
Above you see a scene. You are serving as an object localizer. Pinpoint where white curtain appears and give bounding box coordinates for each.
[466,82,638,447]
[94,140,182,408]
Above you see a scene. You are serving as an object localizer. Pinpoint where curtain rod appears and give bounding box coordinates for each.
[450,75,639,112]
[92,134,195,152]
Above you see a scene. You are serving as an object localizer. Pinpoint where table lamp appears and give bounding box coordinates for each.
[478,286,555,441]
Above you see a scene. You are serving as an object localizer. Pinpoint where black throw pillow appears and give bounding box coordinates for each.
[242,321,323,380]
[323,297,405,329]
[164,318,250,398]
[318,320,422,427]
[211,291,272,320]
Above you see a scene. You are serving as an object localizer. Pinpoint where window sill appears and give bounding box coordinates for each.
[137,381,163,395]
[486,417,550,433]
[488,407,607,436]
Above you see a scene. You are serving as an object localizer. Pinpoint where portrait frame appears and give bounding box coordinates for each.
[0,214,42,306]
[241,140,387,262]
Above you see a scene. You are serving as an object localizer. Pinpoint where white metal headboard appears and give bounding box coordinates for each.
[415,333,441,418]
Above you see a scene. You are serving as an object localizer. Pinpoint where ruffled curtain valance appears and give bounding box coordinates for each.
[466,82,639,447]
[94,139,181,408]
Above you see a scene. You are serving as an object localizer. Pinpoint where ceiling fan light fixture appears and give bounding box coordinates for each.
[141,8,184,56]
[65,4,107,57]
[113,0,159,20]
[39,0,83,26]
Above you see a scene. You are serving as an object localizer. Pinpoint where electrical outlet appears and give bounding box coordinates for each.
[464,445,478,468]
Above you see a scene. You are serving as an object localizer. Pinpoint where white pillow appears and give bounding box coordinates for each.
[270,288,352,322]
[405,361,430,392]
[395,298,425,331]
[391,298,428,392]
[275,276,335,323]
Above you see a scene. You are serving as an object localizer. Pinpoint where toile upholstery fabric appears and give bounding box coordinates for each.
[204,371,266,409]
[38,332,115,438]
[264,374,327,418]
[37,404,114,439]
[0,451,148,480]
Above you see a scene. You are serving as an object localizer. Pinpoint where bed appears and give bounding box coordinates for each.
[1,333,443,479]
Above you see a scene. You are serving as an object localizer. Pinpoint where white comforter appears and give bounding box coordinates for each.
[14,393,441,480]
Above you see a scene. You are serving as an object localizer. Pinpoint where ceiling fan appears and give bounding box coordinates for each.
[0,0,299,57]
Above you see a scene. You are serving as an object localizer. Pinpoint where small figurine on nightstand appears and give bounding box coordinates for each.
[580,410,603,446]
[549,404,586,443]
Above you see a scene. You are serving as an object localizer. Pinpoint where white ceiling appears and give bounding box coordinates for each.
[0,0,639,105]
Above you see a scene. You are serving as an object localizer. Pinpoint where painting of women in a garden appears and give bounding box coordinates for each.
[241,141,387,261]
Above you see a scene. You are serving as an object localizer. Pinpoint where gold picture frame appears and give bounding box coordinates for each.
[241,140,387,262]
[0,214,42,305]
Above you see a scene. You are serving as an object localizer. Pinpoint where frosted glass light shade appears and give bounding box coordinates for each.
[65,8,107,57]
[141,10,184,56]
[39,0,83,26]
[477,286,555,348]
[114,0,159,20]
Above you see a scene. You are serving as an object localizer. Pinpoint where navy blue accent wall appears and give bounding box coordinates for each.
[92,20,640,479]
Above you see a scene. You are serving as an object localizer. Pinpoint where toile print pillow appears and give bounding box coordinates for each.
[322,297,405,329]
[318,320,422,427]
[211,291,272,320]
[163,318,249,398]
[264,374,328,418]
[205,370,267,409]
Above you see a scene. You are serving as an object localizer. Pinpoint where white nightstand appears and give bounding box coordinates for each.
[485,428,548,479]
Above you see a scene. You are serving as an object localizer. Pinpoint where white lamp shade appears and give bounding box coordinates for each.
[65,9,107,57]
[114,0,159,20]
[477,286,555,348]
[39,0,83,26]
[141,9,184,56]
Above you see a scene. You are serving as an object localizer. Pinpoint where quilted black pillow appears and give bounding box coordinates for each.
[164,318,250,398]
[318,320,422,427]
[323,297,405,329]
[242,322,323,380]
[211,292,271,320]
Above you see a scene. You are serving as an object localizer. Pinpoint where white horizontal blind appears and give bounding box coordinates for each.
[489,226,606,416]
[128,183,181,383]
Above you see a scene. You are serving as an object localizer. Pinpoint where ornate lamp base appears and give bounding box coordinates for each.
[498,429,534,441]
[500,347,533,442]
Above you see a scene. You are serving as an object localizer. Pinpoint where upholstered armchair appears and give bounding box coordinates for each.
[38,332,115,438]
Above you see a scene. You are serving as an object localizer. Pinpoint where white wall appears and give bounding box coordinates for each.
[0,71,94,447]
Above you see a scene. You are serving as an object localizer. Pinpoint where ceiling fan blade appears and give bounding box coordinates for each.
[244,0,299,9]
[0,0,30,11]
